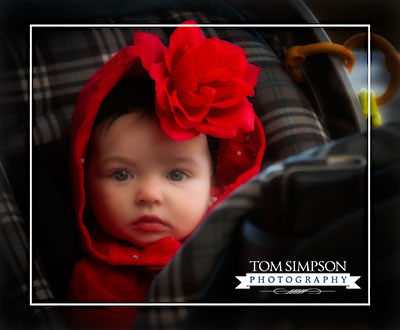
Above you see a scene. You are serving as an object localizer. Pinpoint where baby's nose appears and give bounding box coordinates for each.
[134,178,163,206]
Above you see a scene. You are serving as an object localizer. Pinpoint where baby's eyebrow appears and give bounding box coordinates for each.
[101,155,137,165]
[168,156,200,164]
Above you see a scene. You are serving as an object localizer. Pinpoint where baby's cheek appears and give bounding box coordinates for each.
[92,189,121,218]
[181,195,209,233]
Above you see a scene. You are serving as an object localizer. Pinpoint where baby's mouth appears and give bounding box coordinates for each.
[131,215,168,232]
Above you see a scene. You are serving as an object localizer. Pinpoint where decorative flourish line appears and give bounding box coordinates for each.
[259,288,336,294]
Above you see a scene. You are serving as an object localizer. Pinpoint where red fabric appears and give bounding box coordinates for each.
[66,257,153,329]
[216,113,265,194]
[134,20,261,141]
[66,237,181,329]
[67,21,266,329]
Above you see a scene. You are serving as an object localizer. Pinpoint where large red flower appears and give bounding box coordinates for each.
[133,21,260,141]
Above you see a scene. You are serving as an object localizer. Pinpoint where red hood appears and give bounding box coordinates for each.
[69,21,266,266]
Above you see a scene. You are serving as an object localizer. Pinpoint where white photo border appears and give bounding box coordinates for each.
[29,23,371,307]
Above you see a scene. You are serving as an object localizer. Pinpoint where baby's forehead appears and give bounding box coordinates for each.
[89,112,211,163]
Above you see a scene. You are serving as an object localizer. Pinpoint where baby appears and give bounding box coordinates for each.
[86,76,214,250]
[66,21,266,329]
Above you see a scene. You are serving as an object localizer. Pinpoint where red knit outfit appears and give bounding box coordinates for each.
[67,234,180,329]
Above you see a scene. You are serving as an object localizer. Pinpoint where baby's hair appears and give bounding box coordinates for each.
[93,75,156,130]
[93,75,219,170]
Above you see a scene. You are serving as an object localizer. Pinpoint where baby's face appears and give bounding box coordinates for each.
[86,112,213,247]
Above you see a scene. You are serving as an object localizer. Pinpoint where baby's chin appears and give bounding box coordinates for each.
[127,233,176,249]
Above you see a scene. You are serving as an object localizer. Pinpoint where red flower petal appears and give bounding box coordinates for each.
[243,63,261,87]
[133,31,166,70]
[198,120,237,139]
[156,104,199,141]
[162,76,177,113]
[211,79,254,108]
[150,64,170,111]
[170,90,209,128]
[171,51,198,93]
[179,86,215,108]
[194,39,243,84]
[206,99,255,134]
[228,50,248,77]
[166,21,205,73]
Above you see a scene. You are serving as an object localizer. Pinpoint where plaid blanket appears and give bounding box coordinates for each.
[133,122,400,330]
[0,160,67,328]
[0,6,330,329]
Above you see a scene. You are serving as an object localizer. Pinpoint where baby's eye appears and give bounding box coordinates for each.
[112,170,133,181]
[167,170,188,182]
